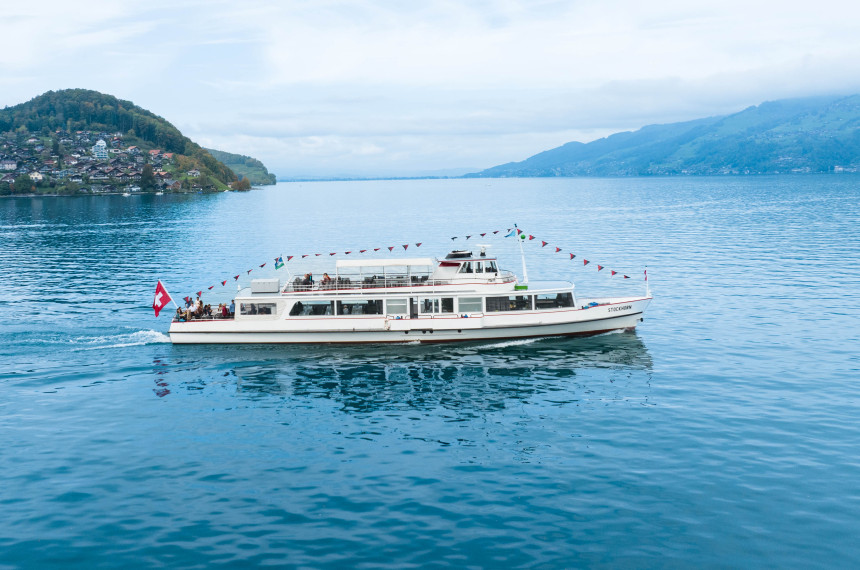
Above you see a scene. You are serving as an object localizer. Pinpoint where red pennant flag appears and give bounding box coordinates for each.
[208,285,214,290]
[466,235,471,240]
[260,263,266,268]
[152,281,172,317]
[197,290,202,297]
[611,270,617,276]
[555,247,561,252]
[315,253,321,257]
[416,243,422,247]
[480,233,486,237]
[451,236,457,240]
[374,248,380,251]
[597,265,603,271]
[541,241,547,247]
[388,246,394,251]
[403,244,408,250]
[623,275,630,279]
[330,252,336,256]
[302,254,309,258]
[287,256,293,261]
[234,275,240,280]
[516,229,522,235]
[221,280,227,286]
[493,230,499,234]
[360,249,367,253]
[345,251,352,254]
[247,269,252,274]
[570,253,576,259]
[583,260,589,265]
[528,235,535,240]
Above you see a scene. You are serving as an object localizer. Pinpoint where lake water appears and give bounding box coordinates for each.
[1,176,859,568]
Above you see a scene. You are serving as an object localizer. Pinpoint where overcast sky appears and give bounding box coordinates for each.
[3,0,860,177]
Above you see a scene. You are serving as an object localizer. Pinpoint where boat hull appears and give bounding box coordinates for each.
[169,298,650,344]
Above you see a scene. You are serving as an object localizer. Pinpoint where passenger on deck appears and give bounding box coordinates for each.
[229,300,235,316]
[175,307,185,321]
[321,273,332,285]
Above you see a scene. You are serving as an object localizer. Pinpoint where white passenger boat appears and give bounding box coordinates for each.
[168,248,651,344]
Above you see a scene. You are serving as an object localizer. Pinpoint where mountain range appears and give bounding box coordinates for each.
[467,95,860,177]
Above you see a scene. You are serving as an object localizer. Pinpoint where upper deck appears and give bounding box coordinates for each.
[277,250,518,296]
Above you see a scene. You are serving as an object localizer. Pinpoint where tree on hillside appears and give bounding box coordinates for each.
[141,163,155,191]
[14,175,33,194]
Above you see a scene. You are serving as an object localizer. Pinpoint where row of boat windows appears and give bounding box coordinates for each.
[243,292,576,317]
[457,261,499,274]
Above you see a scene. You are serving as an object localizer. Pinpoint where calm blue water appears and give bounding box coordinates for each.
[2,176,859,568]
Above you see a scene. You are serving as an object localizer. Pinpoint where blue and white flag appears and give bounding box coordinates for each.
[275,256,284,269]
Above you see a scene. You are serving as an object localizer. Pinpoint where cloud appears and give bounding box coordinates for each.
[4,0,860,176]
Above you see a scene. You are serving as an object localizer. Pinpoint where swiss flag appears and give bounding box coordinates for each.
[153,280,172,317]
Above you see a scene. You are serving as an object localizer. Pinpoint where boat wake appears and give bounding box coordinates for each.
[473,337,546,350]
[71,330,171,351]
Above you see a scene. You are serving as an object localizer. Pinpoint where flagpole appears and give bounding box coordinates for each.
[645,267,651,298]
[517,231,529,285]
[159,279,180,309]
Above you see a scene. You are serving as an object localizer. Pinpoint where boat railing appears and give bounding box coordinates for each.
[282,271,516,293]
[172,314,234,322]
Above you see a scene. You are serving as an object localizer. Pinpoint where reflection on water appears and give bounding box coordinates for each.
[159,332,652,413]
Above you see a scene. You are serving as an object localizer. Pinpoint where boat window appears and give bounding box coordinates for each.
[386,298,408,314]
[420,298,454,313]
[485,261,498,273]
[240,302,277,316]
[486,295,533,312]
[337,299,383,315]
[535,292,574,309]
[474,262,484,273]
[289,300,333,316]
[458,262,473,273]
[458,297,483,312]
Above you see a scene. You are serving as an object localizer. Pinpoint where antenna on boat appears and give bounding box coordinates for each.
[476,244,490,257]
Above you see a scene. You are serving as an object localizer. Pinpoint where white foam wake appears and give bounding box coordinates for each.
[71,329,171,350]
[474,337,544,350]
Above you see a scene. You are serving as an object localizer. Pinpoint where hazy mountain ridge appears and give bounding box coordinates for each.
[468,95,860,177]
[205,148,276,185]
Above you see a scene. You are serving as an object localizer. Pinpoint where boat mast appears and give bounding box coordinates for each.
[517,233,529,284]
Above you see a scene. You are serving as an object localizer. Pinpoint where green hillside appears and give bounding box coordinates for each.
[468,95,860,177]
[0,89,236,186]
[206,148,277,185]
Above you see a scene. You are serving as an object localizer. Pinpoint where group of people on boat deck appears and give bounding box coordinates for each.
[299,273,334,287]
[175,297,235,321]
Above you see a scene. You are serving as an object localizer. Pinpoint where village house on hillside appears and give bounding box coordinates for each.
[0,128,221,195]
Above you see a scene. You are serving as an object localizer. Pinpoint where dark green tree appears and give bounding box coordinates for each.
[140,163,155,191]
[14,175,33,194]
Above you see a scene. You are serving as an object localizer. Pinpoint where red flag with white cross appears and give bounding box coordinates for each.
[153,280,172,317]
